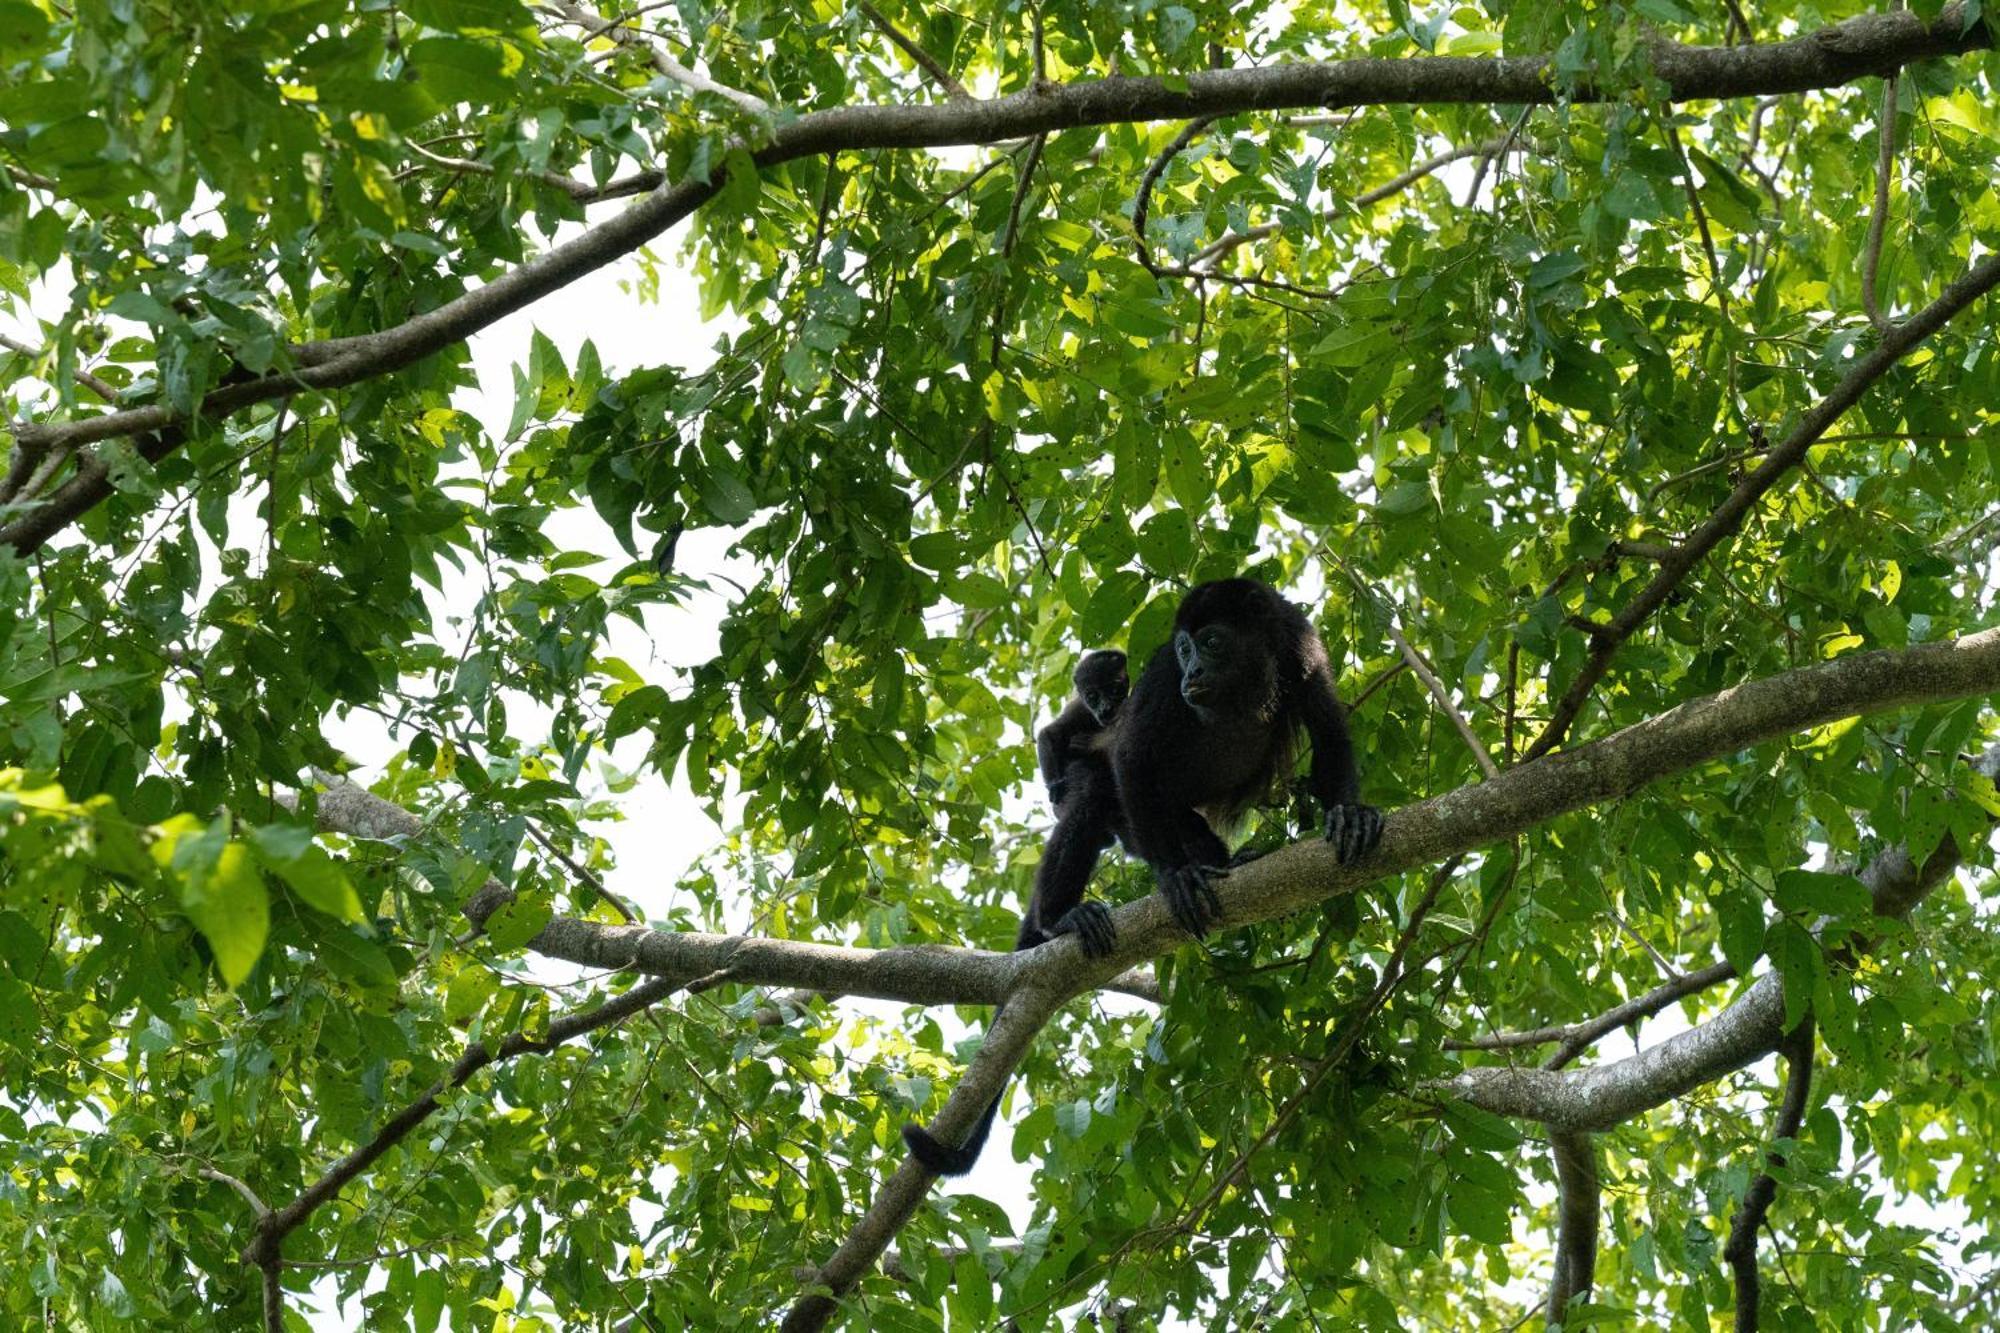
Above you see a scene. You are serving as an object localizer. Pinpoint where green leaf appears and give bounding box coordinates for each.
[405,0,530,31]
[311,924,400,990]
[1715,886,1765,976]
[445,965,500,1023]
[1767,919,1824,1030]
[1080,571,1148,644]
[248,824,367,923]
[701,468,758,524]
[169,830,269,990]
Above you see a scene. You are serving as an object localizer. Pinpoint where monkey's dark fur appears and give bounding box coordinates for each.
[1035,649,1127,810]
[902,578,1382,1176]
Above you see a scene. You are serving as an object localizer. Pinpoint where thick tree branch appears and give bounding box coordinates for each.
[1546,1130,1600,1325]
[1523,245,2000,759]
[1443,793,1978,1130]
[6,3,1989,555]
[1722,1019,1815,1332]
[293,776,1163,1008]
[781,629,2000,1329]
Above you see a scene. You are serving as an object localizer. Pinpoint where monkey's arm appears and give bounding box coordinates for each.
[1299,662,1381,864]
[1036,699,1093,804]
[1116,764,1228,940]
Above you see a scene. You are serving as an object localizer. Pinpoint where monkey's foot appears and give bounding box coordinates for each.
[1159,864,1225,939]
[1051,900,1117,957]
[1324,804,1384,865]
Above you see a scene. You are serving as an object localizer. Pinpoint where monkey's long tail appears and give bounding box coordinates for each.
[903,906,1069,1175]
[900,1090,1003,1176]
[899,977,1021,1177]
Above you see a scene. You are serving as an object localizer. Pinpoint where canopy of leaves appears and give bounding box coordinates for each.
[2,1,2000,1329]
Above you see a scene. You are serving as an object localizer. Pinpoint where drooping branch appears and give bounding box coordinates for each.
[5,4,1991,555]
[1444,960,1738,1064]
[1722,1019,1816,1332]
[780,629,2000,1330]
[1132,117,1214,273]
[396,138,667,204]
[1190,135,1526,267]
[1862,72,1899,331]
[1522,245,2000,759]
[244,973,687,1269]
[1546,1130,1600,1325]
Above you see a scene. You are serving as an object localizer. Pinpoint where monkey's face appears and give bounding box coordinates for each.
[1081,677,1127,726]
[1074,650,1129,725]
[1174,620,1276,718]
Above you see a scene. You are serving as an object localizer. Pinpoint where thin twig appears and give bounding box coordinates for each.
[556,1,770,115]
[198,1167,283,1331]
[1133,117,1214,273]
[244,975,687,1269]
[1387,618,1498,778]
[1442,961,1738,1062]
[1463,106,1532,207]
[198,1166,271,1218]
[1668,121,1733,325]
[1171,857,1462,1230]
[524,820,641,924]
[856,1,970,99]
[1723,0,1755,44]
[0,332,119,403]
[1862,72,1899,331]
[1607,906,1683,981]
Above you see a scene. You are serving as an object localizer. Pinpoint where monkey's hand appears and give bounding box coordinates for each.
[1324,803,1384,865]
[1046,777,1070,808]
[1157,863,1225,940]
[1050,900,1117,958]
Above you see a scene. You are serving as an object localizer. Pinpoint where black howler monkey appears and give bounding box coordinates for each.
[901,578,1382,1176]
[1110,576,1382,944]
[1018,648,1128,958]
[1035,649,1128,809]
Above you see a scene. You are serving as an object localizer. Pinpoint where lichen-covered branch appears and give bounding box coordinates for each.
[1442,790,1978,1130]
